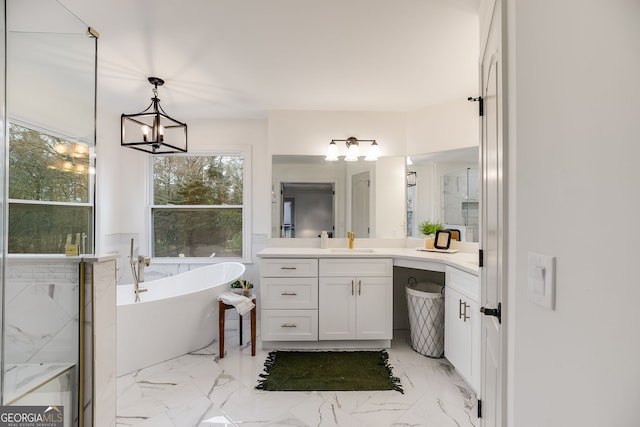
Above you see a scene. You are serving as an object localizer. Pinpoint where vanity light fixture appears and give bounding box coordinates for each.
[325,137,380,162]
[121,77,188,154]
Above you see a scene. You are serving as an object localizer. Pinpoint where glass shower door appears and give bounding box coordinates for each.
[1,1,97,426]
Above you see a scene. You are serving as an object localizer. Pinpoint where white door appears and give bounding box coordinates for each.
[351,171,370,237]
[480,0,506,425]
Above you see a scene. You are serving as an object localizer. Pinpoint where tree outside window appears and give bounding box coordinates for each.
[8,123,93,254]
[151,154,245,258]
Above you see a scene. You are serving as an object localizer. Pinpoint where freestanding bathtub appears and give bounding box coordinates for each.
[116,262,246,376]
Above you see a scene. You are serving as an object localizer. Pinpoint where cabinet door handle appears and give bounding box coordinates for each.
[462,301,470,322]
[281,292,297,296]
[281,323,297,328]
[280,266,297,270]
[358,279,362,295]
[351,280,354,295]
[459,299,464,319]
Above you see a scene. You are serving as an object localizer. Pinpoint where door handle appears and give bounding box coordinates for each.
[358,280,361,295]
[351,280,354,295]
[480,302,502,324]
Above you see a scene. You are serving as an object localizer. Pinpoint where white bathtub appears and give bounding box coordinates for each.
[116,262,246,376]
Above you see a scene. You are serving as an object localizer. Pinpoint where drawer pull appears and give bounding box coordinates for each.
[281,292,298,296]
[281,323,297,328]
[280,266,297,270]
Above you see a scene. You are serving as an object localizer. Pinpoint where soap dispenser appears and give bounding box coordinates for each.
[320,231,329,249]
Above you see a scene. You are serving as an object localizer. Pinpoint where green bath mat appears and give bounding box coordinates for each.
[256,350,403,393]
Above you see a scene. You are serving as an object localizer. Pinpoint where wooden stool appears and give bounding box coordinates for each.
[218,295,256,358]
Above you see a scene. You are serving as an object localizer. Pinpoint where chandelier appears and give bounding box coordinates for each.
[121,77,187,154]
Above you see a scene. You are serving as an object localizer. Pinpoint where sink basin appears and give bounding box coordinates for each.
[330,248,376,253]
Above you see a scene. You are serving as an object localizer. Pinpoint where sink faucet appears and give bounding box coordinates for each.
[130,238,150,302]
[348,231,355,249]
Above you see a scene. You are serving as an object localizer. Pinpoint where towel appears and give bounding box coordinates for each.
[219,291,255,316]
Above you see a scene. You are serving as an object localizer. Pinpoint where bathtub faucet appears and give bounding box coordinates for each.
[130,238,150,302]
[137,255,151,283]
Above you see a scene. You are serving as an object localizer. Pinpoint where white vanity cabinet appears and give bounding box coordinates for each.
[444,265,480,393]
[318,258,393,341]
[260,258,319,341]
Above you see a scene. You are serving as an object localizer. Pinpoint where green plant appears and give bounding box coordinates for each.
[230,279,253,289]
[418,220,443,237]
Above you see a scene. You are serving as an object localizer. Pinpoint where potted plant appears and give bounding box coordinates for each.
[230,279,253,297]
[418,220,443,249]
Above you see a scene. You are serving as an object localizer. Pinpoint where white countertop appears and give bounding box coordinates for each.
[257,246,480,276]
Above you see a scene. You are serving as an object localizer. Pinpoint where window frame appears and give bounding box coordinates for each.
[7,119,96,255]
[148,147,252,264]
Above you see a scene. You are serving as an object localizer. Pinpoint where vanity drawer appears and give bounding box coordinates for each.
[261,278,318,309]
[319,258,392,277]
[446,266,479,301]
[261,310,318,341]
[260,258,318,277]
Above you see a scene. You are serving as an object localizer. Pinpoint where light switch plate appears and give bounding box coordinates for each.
[527,252,556,310]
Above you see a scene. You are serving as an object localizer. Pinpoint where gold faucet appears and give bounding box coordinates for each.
[348,231,355,249]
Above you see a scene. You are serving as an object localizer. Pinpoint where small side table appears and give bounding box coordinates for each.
[218,295,256,359]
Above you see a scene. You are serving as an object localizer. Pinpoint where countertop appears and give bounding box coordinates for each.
[257,246,480,276]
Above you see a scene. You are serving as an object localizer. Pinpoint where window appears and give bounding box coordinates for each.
[8,122,94,254]
[150,151,250,259]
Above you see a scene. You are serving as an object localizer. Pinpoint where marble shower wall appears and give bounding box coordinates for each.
[4,257,80,365]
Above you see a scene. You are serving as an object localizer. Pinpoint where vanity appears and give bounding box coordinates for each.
[257,245,480,393]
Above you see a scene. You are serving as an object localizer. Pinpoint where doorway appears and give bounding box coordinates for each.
[280,182,335,238]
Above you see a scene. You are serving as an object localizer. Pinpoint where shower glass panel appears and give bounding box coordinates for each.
[441,167,479,242]
[1,1,97,426]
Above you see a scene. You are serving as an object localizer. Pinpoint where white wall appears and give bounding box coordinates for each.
[506,1,640,425]
[406,98,479,156]
[374,156,407,238]
[268,110,407,156]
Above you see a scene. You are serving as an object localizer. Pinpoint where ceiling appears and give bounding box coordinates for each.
[38,0,480,120]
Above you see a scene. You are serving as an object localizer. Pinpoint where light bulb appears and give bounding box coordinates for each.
[325,141,339,161]
[364,141,380,161]
[345,142,359,161]
[54,143,66,154]
[142,125,151,142]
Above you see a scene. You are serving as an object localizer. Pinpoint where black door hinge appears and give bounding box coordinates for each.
[468,96,483,117]
[479,249,484,268]
[478,399,482,418]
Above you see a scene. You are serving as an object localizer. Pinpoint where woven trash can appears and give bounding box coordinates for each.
[406,278,445,358]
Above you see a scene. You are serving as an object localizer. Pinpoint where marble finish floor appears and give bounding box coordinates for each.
[116,328,477,426]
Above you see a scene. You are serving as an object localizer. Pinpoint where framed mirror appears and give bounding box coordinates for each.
[271,155,406,239]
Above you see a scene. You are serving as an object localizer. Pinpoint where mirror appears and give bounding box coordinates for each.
[271,155,406,239]
[406,147,479,242]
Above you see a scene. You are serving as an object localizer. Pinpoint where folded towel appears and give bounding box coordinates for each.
[219,291,255,316]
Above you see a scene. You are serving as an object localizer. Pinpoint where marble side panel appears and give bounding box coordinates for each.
[92,259,118,427]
